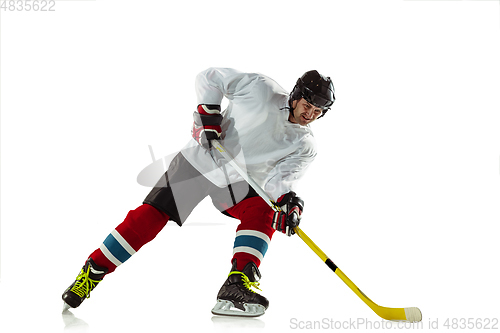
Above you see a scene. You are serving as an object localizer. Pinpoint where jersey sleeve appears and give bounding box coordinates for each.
[263,135,317,202]
[195,67,259,106]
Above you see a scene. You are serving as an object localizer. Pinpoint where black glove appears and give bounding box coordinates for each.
[272,191,304,236]
[192,104,223,149]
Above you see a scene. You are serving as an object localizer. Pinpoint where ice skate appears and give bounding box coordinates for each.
[211,260,269,317]
[62,258,108,310]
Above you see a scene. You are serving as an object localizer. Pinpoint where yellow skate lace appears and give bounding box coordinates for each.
[70,265,101,299]
[228,271,261,293]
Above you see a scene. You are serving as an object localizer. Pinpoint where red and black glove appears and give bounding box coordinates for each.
[272,191,304,236]
[192,104,223,149]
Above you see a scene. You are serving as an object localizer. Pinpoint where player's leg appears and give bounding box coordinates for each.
[62,153,212,309]
[211,193,276,317]
[88,203,170,274]
[62,203,169,309]
[227,196,276,270]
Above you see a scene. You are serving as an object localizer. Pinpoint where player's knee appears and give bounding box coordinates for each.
[129,204,169,231]
[236,197,274,230]
[247,197,274,218]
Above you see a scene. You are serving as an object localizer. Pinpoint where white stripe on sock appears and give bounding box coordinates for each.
[235,230,271,245]
[111,229,137,255]
[233,246,264,262]
[100,244,122,267]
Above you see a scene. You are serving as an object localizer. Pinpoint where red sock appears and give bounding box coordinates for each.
[89,204,169,274]
[225,197,275,271]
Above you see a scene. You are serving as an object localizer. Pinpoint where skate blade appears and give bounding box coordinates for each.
[62,302,71,313]
[211,300,266,318]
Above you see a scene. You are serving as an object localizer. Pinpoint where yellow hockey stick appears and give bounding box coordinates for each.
[211,139,422,323]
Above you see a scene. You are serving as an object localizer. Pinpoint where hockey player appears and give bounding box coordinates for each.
[62,67,335,317]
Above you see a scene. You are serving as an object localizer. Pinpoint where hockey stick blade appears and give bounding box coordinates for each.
[210,140,422,323]
[294,227,422,323]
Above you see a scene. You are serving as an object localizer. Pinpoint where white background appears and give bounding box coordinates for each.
[1,0,499,332]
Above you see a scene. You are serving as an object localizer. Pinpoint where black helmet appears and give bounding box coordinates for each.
[289,70,335,118]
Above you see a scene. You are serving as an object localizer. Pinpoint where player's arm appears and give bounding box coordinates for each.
[191,68,257,148]
[265,137,317,236]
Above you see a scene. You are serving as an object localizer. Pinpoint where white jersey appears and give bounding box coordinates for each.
[180,67,317,202]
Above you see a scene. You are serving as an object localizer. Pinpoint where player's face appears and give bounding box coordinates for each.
[289,98,323,125]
